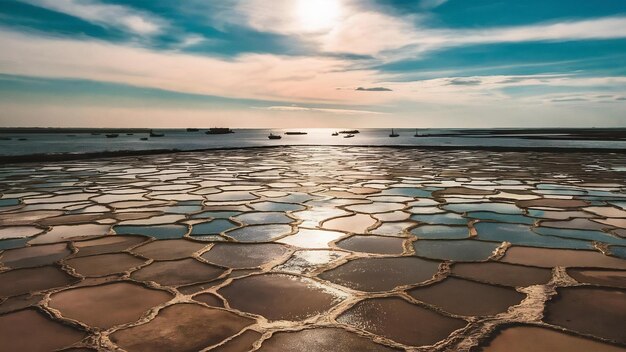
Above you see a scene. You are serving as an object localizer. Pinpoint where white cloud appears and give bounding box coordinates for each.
[0,29,385,105]
[18,0,166,36]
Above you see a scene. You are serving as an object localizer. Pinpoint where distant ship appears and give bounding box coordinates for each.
[389,129,399,137]
[332,132,339,136]
[285,131,307,135]
[149,130,164,137]
[268,133,282,140]
[205,127,235,135]
[414,129,420,137]
[339,130,359,134]
[140,137,148,141]
[186,128,199,132]
[344,134,355,138]
[105,133,119,138]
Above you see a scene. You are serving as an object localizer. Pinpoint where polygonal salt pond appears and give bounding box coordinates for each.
[190,220,238,236]
[410,225,469,239]
[466,212,535,225]
[452,261,552,287]
[0,265,79,297]
[337,297,467,347]
[29,224,111,244]
[249,201,306,212]
[0,309,86,352]
[110,303,254,352]
[132,239,208,260]
[273,250,348,274]
[410,213,467,225]
[567,268,626,288]
[200,243,290,268]
[0,226,44,240]
[321,214,377,233]
[131,258,226,286]
[408,277,525,316]
[72,235,148,257]
[319,256,440,292]
[204,191,258,202]
[218,274,345,321]
[113,224,188,239]
[443,202,522,214]
[478,325,626,352]
[501,246,626,269]
[226,224,292,242]
[48,282,173,329]
[474,223,592,249]
[544,287,626,344]
[336,235,405,254]
[344,202,405,214]
[0,243,71,269]
[277,228,345,249]
[233,212,294,225]
[65,253,147,277]
[413,239,501,262]
[260,327,399,352]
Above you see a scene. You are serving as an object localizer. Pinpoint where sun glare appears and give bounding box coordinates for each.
[295,0,341,32]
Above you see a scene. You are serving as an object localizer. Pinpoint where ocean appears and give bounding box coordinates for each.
[1,128,625,157]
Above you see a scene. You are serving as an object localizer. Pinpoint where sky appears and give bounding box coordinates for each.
[0,0,625,128]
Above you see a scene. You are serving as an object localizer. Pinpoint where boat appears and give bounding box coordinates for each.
[205,127,234,135]
[389,129,399,137]
[339,130,359,134]
[149,130,164,137]
[186,128,199,132]
[285,131,307,135]
[332,132,339,136]
[344,134,355,138]
[268,133,282,140]
[126,133,134,136]
[105,133,119,138]
[414,129,420,137]
[140,137,148,141]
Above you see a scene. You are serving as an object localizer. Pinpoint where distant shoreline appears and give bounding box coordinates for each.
[2,144,626,164]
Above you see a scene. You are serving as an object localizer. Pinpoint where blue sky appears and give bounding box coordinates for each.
[0,0,625,127]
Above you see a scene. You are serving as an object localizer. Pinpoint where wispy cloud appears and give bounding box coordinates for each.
[259,105,386,115]
[18,0,167,36]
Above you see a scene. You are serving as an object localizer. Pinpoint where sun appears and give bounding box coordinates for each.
[295,0,341,32]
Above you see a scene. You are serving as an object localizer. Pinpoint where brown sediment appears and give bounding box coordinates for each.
[131,239,208,260]
[130,258,226,286]
[0,308,86,351]
[71,235,148,257]
[407,277,526,316]
[211,329,262,351]
[337,297,467,347]
[319,256,441,292]
[500,247,626,269]
[259,327,400,351]
[109,303,254,352]
[321,213,377,233]
[452,262,553,287]
[1,243,71,268]
[0,265,78,297]
[64,253,147,277]
[477,324,626,352]
[544,287,626,344]
[200,243,290,268]
[48,281,172,329]
[516,199,589,208]
[192,292,224,307]
[336,235,405,255]
[218,273,344,321]
[566,268,626,288]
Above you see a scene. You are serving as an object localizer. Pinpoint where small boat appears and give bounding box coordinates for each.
[389,129,399,137]
[268,133,282,140]
[332,132,339,136]
[205,127,235,135]
[414,129,420,137]
[186,128,199,132]
[339,130,360,134]
[105,133,119,138]
[126,133,134,136]
[18,138,27,141]
[149,130,164,137]
[344,134,355,138]
[140,137,148,141]
[285,131,307,135]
